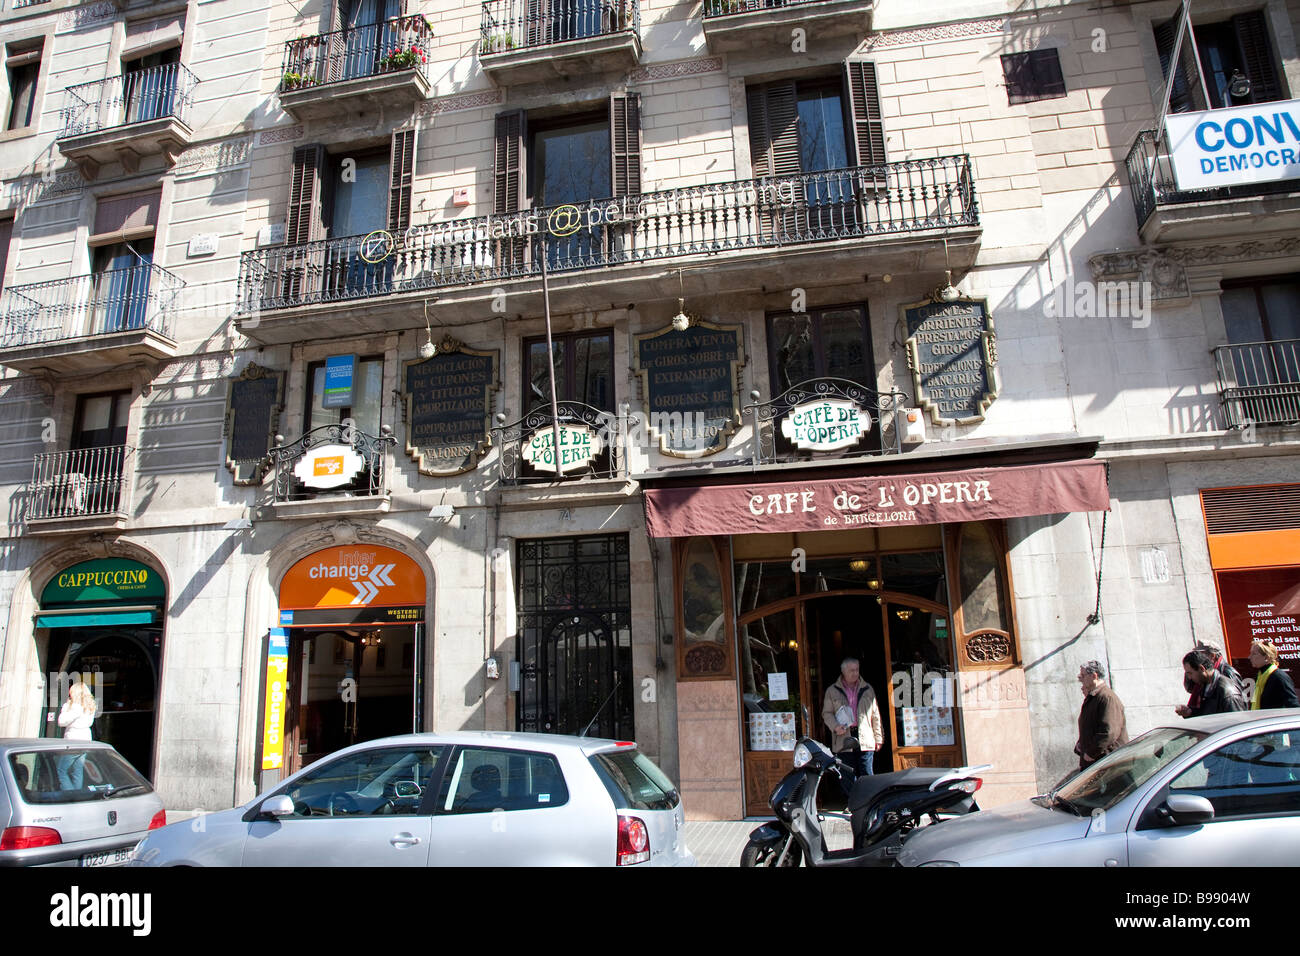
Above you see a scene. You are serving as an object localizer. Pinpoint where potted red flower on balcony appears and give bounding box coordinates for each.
[380,45,426,71]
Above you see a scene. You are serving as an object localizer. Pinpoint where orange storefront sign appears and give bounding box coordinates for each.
[280,545,425,610]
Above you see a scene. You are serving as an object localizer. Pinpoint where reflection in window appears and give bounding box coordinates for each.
[281,747,444,817]
[442,747,569,813]
[1169,731,1300,818]
[767,305,872,394]
[959,523,1008,634]
[739,608,799,752]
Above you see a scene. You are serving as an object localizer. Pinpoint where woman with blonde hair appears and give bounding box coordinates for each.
[1249,641,1299,710]
[56,681,97,789]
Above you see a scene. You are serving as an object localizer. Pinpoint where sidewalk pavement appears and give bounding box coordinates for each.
[684,817,853,867]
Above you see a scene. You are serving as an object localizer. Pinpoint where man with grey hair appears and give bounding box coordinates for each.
[1074,660,1128,770]
[821,656,883,775]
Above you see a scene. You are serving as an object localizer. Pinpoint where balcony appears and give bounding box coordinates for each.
[1125,125,1300,243]
[0,264,184,375]
[702,0,873,54]
[265,424,396,519]
[479,0,641,86]
[238,156,980,344]
[27,445,133,535]
[58,63,198,180]
[278,15,432,121]
[1214,340,1300,429]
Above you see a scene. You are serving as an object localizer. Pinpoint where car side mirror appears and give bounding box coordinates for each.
[1164,794,1215,826]
[393,780,421,798]
[261,794,296,818]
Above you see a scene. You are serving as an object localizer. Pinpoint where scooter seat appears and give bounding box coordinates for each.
[847,767,950,812]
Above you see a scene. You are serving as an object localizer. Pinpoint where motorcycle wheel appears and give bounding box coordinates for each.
[740,838,802,867]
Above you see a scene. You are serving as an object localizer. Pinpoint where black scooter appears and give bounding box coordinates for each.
[741,737,989,867]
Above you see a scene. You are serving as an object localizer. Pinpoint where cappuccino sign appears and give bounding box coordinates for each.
[780,399,871,451]
[523,424,601,474]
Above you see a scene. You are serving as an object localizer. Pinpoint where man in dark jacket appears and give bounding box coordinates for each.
[1075,660,1129,769]
[1180,649,1247,716]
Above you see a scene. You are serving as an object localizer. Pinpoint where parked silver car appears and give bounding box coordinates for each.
[132,731,695,866]
[0,739,166,867]
[899,709,1300,866]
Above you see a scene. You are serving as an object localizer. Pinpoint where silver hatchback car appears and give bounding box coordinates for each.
[0,739,166,867]
[132,731,695,866]
[899,709,1300,866]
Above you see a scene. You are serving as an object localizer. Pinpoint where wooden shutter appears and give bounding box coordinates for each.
[91,189,160,244]
[746,81,799,179]
[388,128,416,233]
[494,110,528,269]
[287,144,328,245]
[610,92,642,197]
[1232,11,1283,104]
[493,110,527,214]
[844,60,886,166]
[1154,13,1206,113]
[0,218,12,292]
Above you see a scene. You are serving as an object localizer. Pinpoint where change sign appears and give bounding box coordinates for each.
[1166,99,1300,191]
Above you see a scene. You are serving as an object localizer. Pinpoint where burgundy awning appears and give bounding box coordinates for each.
[643,459,1109,538]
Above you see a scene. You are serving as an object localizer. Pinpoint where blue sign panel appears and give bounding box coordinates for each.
[279,610,294,626]
[322,355,355,409]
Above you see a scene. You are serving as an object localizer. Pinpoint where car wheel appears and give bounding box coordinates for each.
[740,838,801,867]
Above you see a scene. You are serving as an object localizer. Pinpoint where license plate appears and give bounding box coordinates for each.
[81,847,132,867]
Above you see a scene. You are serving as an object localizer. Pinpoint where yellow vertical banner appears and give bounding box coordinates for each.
[261,630,290,771]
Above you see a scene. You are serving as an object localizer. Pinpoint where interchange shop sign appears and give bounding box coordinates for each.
[1166,99,1300,191]
[780,398,871,451]
[632,321,742,458]
[523,423,600,474]
[403,343,498,476]
[261,629,289,772]
[293,444,366,489]
[904,297,998,425]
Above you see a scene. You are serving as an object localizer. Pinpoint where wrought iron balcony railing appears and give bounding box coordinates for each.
[480,0,639,53]
[743,377,908,465]
[0,264,184,350]
[1213,339,1300,428]
[240,156,978,314]
[28,445,133,521]
[1125,127,1300,229]
[280,15,433,92]
[268,424,396,503]
[702,0,856,16]
[60,62,198,138]
[491,402,637,485]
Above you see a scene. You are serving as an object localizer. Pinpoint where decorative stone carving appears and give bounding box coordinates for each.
[58,1,119,32]
[420,89,504,117]
[258,125,304,146]
[965,632,1012,664]
[1091,237,1300,302]
[176,137,252,175]
[863,18,1005,51]
[629,57,724,83]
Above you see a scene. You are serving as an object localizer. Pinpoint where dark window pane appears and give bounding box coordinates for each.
[796,87,849,173]
[7,62,39,131]
[820,308,869,382]
[1221,287,1266,344]
[1259,282,1300,341]
[769,313,816,391]
[1002,50,1066,104]
[332,154,390,238]
[534,122,610,205]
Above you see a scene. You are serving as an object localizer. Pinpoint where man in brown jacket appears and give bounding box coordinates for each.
[822,657,883,775]
[1074,660,1128,770]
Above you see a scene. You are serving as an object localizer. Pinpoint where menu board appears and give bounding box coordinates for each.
[904,298,998,424]
[632,321,742,458]
[900,706,956,747]
[403,344,498,476]
[224,363,284,485]
[749,712,797,751]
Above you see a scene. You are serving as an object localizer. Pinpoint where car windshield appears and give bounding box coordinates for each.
[1054,727,1205,814]
[8,749,152,805]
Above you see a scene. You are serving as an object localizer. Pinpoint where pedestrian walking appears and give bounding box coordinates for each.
[822,657,883,775]
[1179,641,1245,716]
[1177,649,1247,716]
[56,681,96,790]
[1249,640,1299,710]
[1074,660,1128,769]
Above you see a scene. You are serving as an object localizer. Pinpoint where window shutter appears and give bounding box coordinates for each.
[0,218,12,292]
[493,109,527,214]
[610,92,642,197]
[388,128,417,233]
[287,144,328,245]
[1154,14,1206,113]
[844,60,886,166]
[746,81,799,179]
[122,14,185,58]
[1232,11,1283,104]
[91,189,161,244]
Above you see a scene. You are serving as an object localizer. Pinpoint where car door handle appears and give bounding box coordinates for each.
[390,833,422,848]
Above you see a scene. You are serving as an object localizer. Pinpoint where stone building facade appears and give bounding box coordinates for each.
[1,0,1297,818]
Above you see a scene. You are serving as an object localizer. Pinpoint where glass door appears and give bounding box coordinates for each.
[739,608,804,816]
